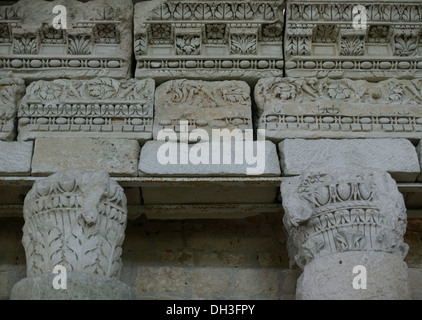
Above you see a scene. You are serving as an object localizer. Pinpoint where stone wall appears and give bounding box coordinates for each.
[0,0,422,300]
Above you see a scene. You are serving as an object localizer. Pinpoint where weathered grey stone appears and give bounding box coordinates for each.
[282,168,409,269]
[279,139,420,182]
[0,0,133,80]
[18,78,154,142]
[22,171,128,278]
[11,272,135,300]
[154,79,252,140]
[285,0,422,80]
[31,138,140,177]
[139,140,281,176]
[134,0,284,84]
[255,77,422,141]
[296,251,412,300]
[0,78,25,141]
[282,168,411,299]
[0,141,33,176]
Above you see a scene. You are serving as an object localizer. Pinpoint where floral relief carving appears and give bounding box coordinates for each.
[176,35,201,55]
[282,169,409,269]
[13,36,38,54]
[22,171,128,278]
[230,34,257,55]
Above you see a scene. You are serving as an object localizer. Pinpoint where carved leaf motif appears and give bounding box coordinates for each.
[13,37,37,54]
[235,3,253,20]
[215,3,232,20]
[340,37,364,56]
[194,4,211,20]
[98,228,123,277]
[231,35,256,55]
[66,218,99,273]
[68,36,92,55]
[394,36,417,56]
[174,3,191,20]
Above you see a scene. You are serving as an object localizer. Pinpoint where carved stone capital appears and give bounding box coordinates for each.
[281,168,408,269]
[22,170,128,278]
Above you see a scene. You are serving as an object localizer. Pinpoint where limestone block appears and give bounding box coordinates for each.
[285,0,422,80]
[21,170,128,278]
[0,0,133,80]
[0,141,33,176]
[408,268,422,300]
[18,78,155,141]
[134,0,285,84]
[255,77,422,141]
[139,140,281,176]
[279,139,420,182]
[281,168,409,270]
[154,79,252,140]
[0,78,25,141]
[11,272,135,300]
[296,251,412,300]
[31,138,140,177]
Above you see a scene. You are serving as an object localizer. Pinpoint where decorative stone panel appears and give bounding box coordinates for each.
[0,0,133,80]
[0,78,25,141]
[134,0,285,84]
[18,78,155,141]
[255,77,422,141]
[154,79,251,140]
[285,0,422,79]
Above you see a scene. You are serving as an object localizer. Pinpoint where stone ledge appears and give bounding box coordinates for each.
[31,138,140,177]
[279,138,421,182]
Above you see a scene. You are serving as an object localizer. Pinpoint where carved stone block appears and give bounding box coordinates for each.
[0,0,133,80]
[31,138,140,177]
[255,77,422,141]
[139,140,281,176]
[0,78,25,141]
[22,170,128,278]
[18,78,155,141]
[279,138,420,182]
[0,141,33,176]
[285,0,422,79]
[134,0,285,84]
[281,168,408,270]
[154,79,252,140]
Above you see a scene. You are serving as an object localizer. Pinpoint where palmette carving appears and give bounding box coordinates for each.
[22,171,127,278]
[285,1,422,79]
[282,169,409,270]
[18,78,155,142]
[134,0,285,82]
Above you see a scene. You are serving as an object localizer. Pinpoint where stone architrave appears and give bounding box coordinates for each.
[134,0,285,84]
[284,0,422,80]
[18,78,155,142]
[11,170,134,300]
[279,138,420,182]
[255,77,422,141]
[0,78,25,141]
[0,0,133,80]
[281,168,412,300]
[154,79,252,140]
